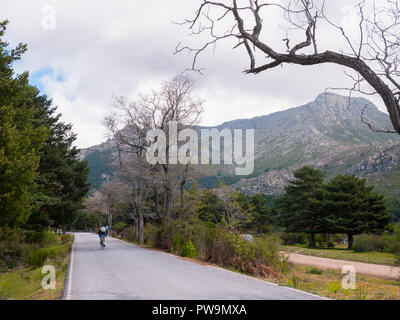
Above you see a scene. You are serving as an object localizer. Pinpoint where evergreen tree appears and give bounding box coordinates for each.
[197,190,224,224]
[234,192,251,212]
[276,166,325,247]
[249,194,272,236]
[27,104,90,230]
[323,174,391,249]
[0,20,90,230]
[0,21,48,227]
[0,105,47,226]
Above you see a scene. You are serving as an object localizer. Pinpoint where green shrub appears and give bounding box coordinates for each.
[353,234,387,252]
[0,227,24,242]
[143,223,159,247]
[353,234,373,252]
[28,245,69,268]
[0,229,70,271]
[384,225,400,254]
[314,234,325,247]
[60,234,71,244]
[207,228,284,277]
[326,281,342,294]
[172,234,197,258]
[120,225,136,242]
[0,228,29,271]
[0,243,26,271]
[23,231,58,247]
[279,232,307,245]
[308,267,323,275]
[114,222,127,235]
[121,219,286,278]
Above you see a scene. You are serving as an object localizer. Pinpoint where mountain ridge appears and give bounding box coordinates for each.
[81,92,400,197]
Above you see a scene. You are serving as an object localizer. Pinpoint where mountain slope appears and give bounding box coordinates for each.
[81,92,400,196]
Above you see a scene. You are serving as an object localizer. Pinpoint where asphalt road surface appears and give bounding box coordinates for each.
[65,233,324,300]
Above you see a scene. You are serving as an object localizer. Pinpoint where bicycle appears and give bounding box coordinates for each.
[99,234,106,249]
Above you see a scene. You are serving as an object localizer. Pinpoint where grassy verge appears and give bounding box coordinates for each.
[0,234,73,300]
[283,245,397,266]
[278,264,400,300]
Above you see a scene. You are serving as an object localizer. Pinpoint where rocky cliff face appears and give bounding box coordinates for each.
[348,143,400,177]
[81,92,400,196]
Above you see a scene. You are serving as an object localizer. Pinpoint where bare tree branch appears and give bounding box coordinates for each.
[177,0,400,134]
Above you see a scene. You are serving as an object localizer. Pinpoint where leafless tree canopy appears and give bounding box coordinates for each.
[103,75,203,243]
[83,182,126,230]
[176,0,400,134]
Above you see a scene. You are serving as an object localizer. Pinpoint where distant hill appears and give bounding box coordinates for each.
[81,92,400,197]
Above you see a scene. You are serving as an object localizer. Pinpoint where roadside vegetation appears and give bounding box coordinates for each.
[281,225,400,266]
[0,22,88,299]
[120,219,287,279]
[82,162,400,299]
[0,230,73,299]
[279,265,400,300]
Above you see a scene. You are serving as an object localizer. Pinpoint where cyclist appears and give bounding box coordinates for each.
[105,226,110,242]
[98,226,108,247]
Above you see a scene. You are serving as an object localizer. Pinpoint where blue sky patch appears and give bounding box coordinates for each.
[29,67,66,93]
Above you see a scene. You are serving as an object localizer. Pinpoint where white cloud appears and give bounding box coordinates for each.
[0,0,391,148]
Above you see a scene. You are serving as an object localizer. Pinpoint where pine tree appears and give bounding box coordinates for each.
[249,194,272,236]
[323,174,391,249]
[0,20,90,230]
[197,190,224,224]
[0,21,48,227]
[27,103,90,230]
[276,166,325,247]
[0,106,47,226]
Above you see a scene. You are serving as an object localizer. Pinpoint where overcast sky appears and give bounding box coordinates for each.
[0,0,389,148]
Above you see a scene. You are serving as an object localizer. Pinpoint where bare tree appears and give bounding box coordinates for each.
[83,191,107,227]
[176,0,400,134]
[100,181,126,230]
[84,183,125,233]
[105,75,203,225]
[217,187,248,230]
[120,154,155,244]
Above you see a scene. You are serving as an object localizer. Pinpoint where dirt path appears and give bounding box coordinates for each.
[287,253,400,280]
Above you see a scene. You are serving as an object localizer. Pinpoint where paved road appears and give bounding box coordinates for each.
[288,253,400,280]
[65,233,323,300]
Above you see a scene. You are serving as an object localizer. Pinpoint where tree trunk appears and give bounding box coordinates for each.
[133,207,144,245]
[347,234,354,249]
[138,214,144,245]
[107,211,113,229]
[162,190,167,218]
[135,218,139,242]
[310,233,316,248]
[165,182,173,219]
[154,188,161,221]
[180,182,185,217]
[180,164,189,217]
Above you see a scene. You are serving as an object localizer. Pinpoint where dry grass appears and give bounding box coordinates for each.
[277,264,400,300]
